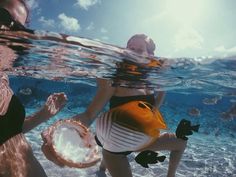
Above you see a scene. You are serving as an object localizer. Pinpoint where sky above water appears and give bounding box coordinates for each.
[26,0,236,58]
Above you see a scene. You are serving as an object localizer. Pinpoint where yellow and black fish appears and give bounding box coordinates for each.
[96,101,167,153]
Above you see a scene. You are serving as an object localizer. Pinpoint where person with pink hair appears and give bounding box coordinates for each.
[70,34,187,177]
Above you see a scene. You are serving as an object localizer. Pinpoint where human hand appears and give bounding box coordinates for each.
[41,127,65,167]
[44,92,67,116]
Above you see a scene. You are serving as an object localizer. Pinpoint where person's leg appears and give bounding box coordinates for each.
[102,149,133,177]
[26,154,48,177]
[99,158,106,171]
[96,158,107,177]
[1,134,47,177]
[145,133,187,177]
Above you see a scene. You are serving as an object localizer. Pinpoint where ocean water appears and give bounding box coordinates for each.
[1,30,236,177]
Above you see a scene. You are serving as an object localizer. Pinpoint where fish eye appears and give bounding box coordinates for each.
[138,102,146,108]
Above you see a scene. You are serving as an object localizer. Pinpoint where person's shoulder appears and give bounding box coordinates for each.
[96,78,113,89]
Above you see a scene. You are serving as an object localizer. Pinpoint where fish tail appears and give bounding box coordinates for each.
[157,155,166,162]
[192,124,200,132]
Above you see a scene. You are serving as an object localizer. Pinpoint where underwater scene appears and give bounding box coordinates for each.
[1,31,236,177]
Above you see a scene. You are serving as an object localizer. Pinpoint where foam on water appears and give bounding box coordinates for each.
[1,30,235,95]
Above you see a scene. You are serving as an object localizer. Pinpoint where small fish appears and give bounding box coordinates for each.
[135,150,166,168]
[175,119,200,140]
[221,104,236,121]
[188,108,200,117]
[202,97,219,105]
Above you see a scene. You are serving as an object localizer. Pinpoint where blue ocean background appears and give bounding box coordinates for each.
[8,76,236,177]
[1,30,236,176]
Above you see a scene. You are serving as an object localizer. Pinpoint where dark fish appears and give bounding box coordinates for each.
[175,119,200,140]
[135,150,166,168]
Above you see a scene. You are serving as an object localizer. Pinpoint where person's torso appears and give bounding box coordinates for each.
[0,95,25,145]
[109,86,154,108]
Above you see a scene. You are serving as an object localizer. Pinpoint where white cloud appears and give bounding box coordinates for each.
[86,22,94,30]
[58,13,80,32]
[38,16,55,28]
[26,0,39,10]
[144,11,168,24]
[35,8,42,15]
[173,26,204,51]
[100,27,108,33]
[74,0,99,10]
[94,38,101,42]
[101,36,109,41]
[214,46,236,54]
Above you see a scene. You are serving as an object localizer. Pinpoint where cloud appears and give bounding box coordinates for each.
[38,16,55,28]
[100,27,108,33]
[214,46,236,54]
[58,13,80,32]
[144,11,168,24]
[86,22,95,30]
[101,36,109,41]
[26,0,39,10]
[74,0,99,10]
[173,26,204,51]
[35,8,42,15]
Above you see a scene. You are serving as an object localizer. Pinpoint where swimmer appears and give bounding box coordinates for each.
[0,1,67,176]
[0,72,67,177]
[39,35,189,177]
[70,34,187,177]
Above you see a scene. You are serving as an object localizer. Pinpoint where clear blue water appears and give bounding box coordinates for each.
[1,30,236,177]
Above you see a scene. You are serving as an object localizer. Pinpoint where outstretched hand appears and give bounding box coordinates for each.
[44,92,67,116]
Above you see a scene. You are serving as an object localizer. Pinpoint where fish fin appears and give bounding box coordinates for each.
[192,124,200,132]
[139,162,149,168]
[157,155,166,162]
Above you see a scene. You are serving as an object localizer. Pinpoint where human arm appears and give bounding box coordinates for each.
[22,92,67,133]
[72,78,115,127]
[154,91,165,109]
[40,79,114,167]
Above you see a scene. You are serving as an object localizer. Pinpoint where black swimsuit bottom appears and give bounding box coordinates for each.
[109,94,155,109]
[95,94,155,155]
[0,95,25,145]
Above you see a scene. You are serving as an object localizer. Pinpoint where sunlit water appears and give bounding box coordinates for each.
[1,30,236,177]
